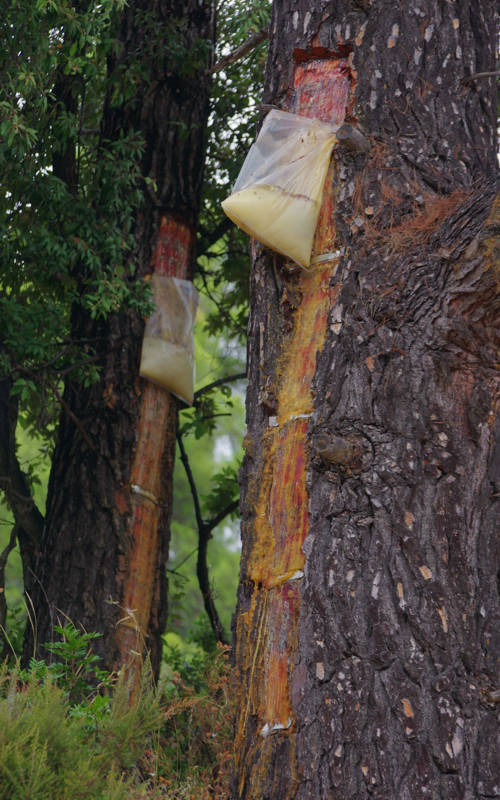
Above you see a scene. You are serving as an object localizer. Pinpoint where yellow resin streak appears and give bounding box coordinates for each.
[236,174,342,794]
[235,58,351,796]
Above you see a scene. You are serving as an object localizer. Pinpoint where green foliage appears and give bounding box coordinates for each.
[0,0,266,777]
[28,623,112,703]
[167,308,244,638]
[1,603,25,658]
[0,624,162,800]
[179,382,235,440]
[0,673,126,800]
[163,616,218,693]
[159,627,233,797]
[197,0,271,342]
[203,465,239,521]
[0,623,233,799]
[128,10,213,85]
[18,624,115,732]
[0,0,151,439]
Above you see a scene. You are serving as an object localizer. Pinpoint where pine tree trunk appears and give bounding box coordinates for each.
[26,0,214,677]
[234,1,499,797]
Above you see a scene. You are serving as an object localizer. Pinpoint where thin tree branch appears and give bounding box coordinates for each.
[176,430,229,644]
[170,546,198,573]
[197,215,234,253]
[0,524,17,574]
[207,25,269,75]
[194,412,232,422]
[176,431,204,532]
[194,372,247,401]
[206,498,239,534]
[461,70,500,85]
[197,523,228,645]
[0,372,43,548]
[0,524,18,659]
[0,363,43,615]
[196,266,248,339]
[165,566,189,578]
[48,379,96,451]
[5,354,97,449]
[6,350,100,380]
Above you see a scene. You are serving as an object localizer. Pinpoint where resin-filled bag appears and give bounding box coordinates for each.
[221,110,338,267]
[140,275,198,405]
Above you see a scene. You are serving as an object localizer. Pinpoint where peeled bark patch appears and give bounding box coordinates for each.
[234,49,352,799]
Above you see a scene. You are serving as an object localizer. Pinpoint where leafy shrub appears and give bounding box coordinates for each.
[0,622,233,799]
[158,639,234,799]
[0,665,146,799]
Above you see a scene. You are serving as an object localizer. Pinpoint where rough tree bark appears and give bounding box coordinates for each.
[234,1,499,798]
[26,0,215,677]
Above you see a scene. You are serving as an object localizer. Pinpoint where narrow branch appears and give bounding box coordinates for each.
[176,430,229,644]
[176,431,204,533]
[48,380,95,451]
[6,343,72,374]
[197,216,233,254]
[195,267,248,340]
[170,546,198,573]
[0,372,43,547]
[206,498,239,534]
[0,524,17,574]
[194,372,247,401]
[207,25,268,75]
[0,524,18,658]
[194,412,232,422]
[6,356,96,449]
[6,341,138,385]
[0,364,44,609]
[165,566,189,578]
[197,526,228,645]
[461,70,500,85]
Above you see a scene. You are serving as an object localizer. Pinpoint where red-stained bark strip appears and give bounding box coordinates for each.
[234,55,352,795]
[116,216,194,672]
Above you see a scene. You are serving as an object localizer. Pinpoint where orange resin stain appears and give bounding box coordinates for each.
[277,263,335,423]
[247,255,337,728]
[116,216,194,668]
[242,61,349,735]
[236,584,301,783]
[153,215,194,278]
[260,585,300,729]
[118,388,171,651]
[315,159,337,247]
[235,57,352,794]
[291,60,351,125]
[249,419,309,586]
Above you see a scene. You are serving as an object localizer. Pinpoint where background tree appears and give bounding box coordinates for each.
[1,0,216,676]
[233,1,499,797]
[0,0,269,669]
[169,0,270,644]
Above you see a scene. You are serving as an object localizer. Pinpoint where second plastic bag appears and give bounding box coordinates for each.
[221,109,338,268]
[139,275,198,405]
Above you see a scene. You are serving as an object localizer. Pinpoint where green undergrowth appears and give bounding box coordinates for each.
[0,623,233,799]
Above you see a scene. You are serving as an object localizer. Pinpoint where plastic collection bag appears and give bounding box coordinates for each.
[221,109,338,268]
[139,275,198,405]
